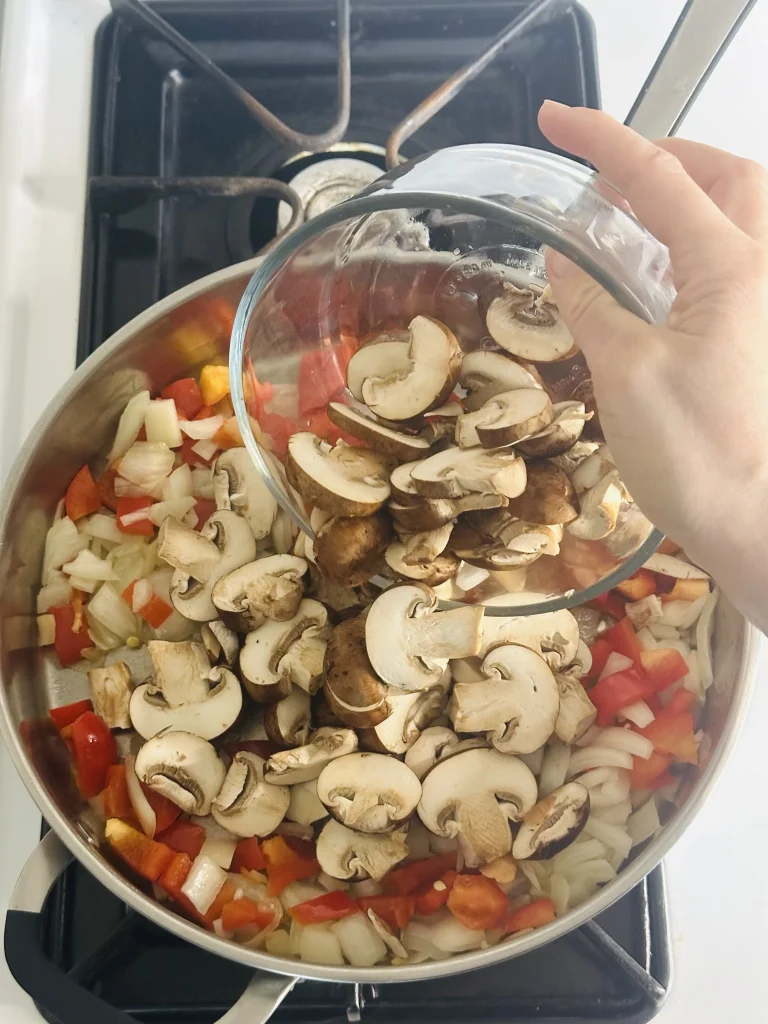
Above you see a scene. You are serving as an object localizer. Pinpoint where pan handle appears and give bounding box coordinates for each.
[4,829,297,1024]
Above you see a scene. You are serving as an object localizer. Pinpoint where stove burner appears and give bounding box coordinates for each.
[277,155,382,229]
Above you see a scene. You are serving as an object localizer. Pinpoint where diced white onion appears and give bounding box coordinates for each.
[454,562,490,593]
[37,570,73,613]
[648,622,681,641]
[696,588,718,690]
[676,595,708,629]
[42,517,90,583]
[119,442,175,492]
[682,650,701,696]
[401,922,452,961]
[265,930,292,957]
[275,820,315,842]
[575,723,602,747]
[598,651,633,681]
[192,439,219,462]
[148,497,196,526]
[151,608,196,641]
[628,798,661,846]
[582,816,633,859]
[596,727,653,759]
[119,508,152,528]
[299,924,344,965]
[191,467,215,499]
[145,399,183,448]
[588,772,631,809]
[200,836,236,870]
[162,464,193,501]
[553,837,606,874]
[565,858,617,886]
[108,539,156,594]
[550,872,570,917]
[132,578,153,613]
[568,746,634,775]
[82,514,123,544]
[125,755,157,838]
[660,600,696,627]
[182,510,199,529]
[577,766,619,790]
[332,913,387,966]
[594,797,632,825]
[180,414,224,440]
[68,574,99,593]
[539,740,571,797]
[318,872,348,893]
[518,746,545,775]
[87,582,138,640]
[37,613,56,646]
[109,390,151,461]
[85,607,124,651]
[429,914,487,952]
[635,627,657,651]
[279,880,326,911]
[617,700,655,728]
[62,549,116,583]
[181,854,228,915]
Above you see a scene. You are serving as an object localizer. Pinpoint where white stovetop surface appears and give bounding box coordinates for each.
[1,1,767,1021]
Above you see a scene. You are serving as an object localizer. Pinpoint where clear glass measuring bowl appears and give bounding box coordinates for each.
[230,143,673,616]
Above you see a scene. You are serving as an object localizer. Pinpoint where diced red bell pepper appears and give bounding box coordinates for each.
[51,603,91,667]
[381,852,458,896]
[261,835,320,896]
[503,898,556,935]
[298,343,355,419]
[101,764,134,820]
[138,592,174,628]
[587,638,613,685]
[70,710,118,798]
[629,749,674,789]
[221,896,279,932]
[302,408,363,447]
[446,874,509,931]
[588,590,627,622]
[603,617,643,664]
[50,699,93,730]
[290,890,359,925]
[96,464,121,512]
[161,378,205,419]
[259,411,299,462]
[65,465,102,521]
[668,688,696,714]
[414,870,457,915]
[105,818,174,882]
[615,568,657,601]
[193,498,216,530]
[639,709,698,764]
[116,496,154,536]
[199,365,230,407]
[357,894,416,931]
[589,667,656,727]
[244,363,271,421]
[157,819,206,859]
[157,851,236,928]
[660,578,710,604]
[231,837,267,874]
[142,785,181,833]
[645,692,664,715]
[638,648,689,692]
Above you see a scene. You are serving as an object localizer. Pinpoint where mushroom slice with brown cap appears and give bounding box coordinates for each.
[323,617,390,729]
[327,403,431,461]
[213,447,278,540]
[566,471,622,540]
[316,818,409,881]
[384,542,459,586]
[161,510,257,622]
[405,727,461,780]
[479,594,580,671]
[88,662,134,729]
[511,782,590,860]
[365,583,484,691]
[264,727,358,785]
[359,680,450,756]
[554,673,597,745]
[401,522,454,566]
[468,509,563,557]
[456,388,554,450]
[569,446,616,494]
[211,751,290,837]
[314,512,392,585]
[486,282,576,363]
[286,434,391,517]
[460,350,543,412]
[389,462,424,505]
[410,446,527,500]
[550,439,600,478]
[359,316,462,421]
[506,462,579,526]
[417,747,537,867]
[390,491,506,533]
[449,643,560,755]
[239,598,330,703]
[135,731,225,816]
[317,752,422,833]
[448,522,541,571]
[130,665,243,741]
[147,640,212,707]
[346,334,411,402]
[201,620,240,666]
[264,685,311,749]
[212,554,308,630]
[517,401,592,458]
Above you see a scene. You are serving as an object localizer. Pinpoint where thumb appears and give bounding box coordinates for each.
[544,248,646,357]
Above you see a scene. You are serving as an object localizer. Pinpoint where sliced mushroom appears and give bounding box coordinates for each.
[417,747,537,867]
[448,522,541,571]
[346,334,411,402]
[201,620,240,665]
[550,439,600,478]
[365,583,484,690]
[264,727,358,785]
[389,491,506,533]
[384,541,459,586]
[389,461,424,505]
[212,554,308,631]
[160,510,257,621]
[323,616,390,729]
[449,643,559,755]
[469,509,563,557]
[316,818,409,881]
[459,350,543,412]
[286,779,327,826]
[359,316,462,421]
[135,731,225,816]
[286,434,391,517]
[213,447,278,540]
[314,512,392,585]
[404,727,461,780]
[643,553,710,580]
[239,598,330,703]
[479,594,580,670]
[554,673,597,744]
[517,401,591,458]
[401,522,454,565]
[264,686,312,748]
[326,403,431,461]
[147,640,211,706]
[505,462,579,526]
[88,661,134,729]
[130,665,243,740]
[211,751,290,837]
[317,752,422,833]
[566,472,622,540]
[511,782,590,860]
[359,679,450,756]
[410,446,527,500]
[486,283,576,363]
[604,505,654,559]
[456,388,554,449]
[569,446,616,494]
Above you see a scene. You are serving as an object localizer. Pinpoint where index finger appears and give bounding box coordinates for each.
[537,102,742,261]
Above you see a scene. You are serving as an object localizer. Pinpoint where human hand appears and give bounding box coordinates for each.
[537,101,768,630]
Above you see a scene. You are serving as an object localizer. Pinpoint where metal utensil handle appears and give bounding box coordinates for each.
[5,830,297,1024]
[625,0,759,139]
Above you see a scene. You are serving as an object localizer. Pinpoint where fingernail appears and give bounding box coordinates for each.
[541,99,570,112]
[544,247,578,279]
